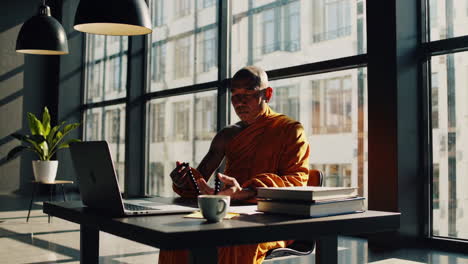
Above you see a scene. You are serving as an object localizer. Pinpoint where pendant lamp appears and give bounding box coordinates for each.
[16,2,69,55]
[74,0,152,36]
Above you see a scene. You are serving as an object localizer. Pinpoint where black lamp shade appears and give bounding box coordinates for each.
[74,0,152,36]
[16,5,68,55]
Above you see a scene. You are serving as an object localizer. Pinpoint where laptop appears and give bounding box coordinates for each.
[69,141,196,216]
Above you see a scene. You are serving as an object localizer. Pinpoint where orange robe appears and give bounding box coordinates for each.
[159,106,310,264]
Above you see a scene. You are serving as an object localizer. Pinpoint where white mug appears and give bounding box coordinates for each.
[198,195,230,222]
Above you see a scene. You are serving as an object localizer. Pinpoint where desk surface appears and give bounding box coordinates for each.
[44,198,400,250]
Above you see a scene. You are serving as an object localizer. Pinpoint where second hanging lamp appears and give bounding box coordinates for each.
[74,0,152,36]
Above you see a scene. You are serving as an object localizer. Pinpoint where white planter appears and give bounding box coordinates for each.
[32,160,58,183]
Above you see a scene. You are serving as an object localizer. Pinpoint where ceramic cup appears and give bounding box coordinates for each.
[197,195,230,222]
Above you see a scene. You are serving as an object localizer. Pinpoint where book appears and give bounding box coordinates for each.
[257,197,366,217]
[257,186,358,202]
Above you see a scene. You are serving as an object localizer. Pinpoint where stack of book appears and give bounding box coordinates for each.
[256,186,365,217]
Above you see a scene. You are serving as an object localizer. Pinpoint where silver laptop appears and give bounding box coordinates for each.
[69,141,196,216]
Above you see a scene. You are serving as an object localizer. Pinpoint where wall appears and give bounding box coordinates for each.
[0,0,82,194]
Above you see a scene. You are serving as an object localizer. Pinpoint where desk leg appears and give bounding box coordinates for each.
[316,235,337,264]
[80,224,99,264]
[189,247,217,264]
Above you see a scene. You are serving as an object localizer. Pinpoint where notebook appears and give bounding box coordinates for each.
[69,141,196,216]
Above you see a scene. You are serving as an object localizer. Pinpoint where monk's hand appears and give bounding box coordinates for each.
[169,161,191,189]
[197,178,214,195]
[217,173,256,201]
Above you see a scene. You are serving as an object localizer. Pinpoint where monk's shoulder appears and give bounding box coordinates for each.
[271,114,304,131]
[213,123,245,144]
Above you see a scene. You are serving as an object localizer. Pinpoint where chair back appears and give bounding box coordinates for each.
[307,169,324,187]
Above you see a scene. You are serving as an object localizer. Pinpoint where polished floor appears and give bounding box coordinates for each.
[1,193,468,264]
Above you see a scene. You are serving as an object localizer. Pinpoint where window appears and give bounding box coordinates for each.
[146,91,217,196]
[152,0,165,27]
[88,61,103,100]
[106,57,122,92]
[83,105,126,190]
[148,0,218,91]
[433,164,440,210]
[175,0,191,18]
[233,69,368,194]
[430,52,468,240]
[311,163,352,187]
[269,85,300,120]
[105,109,121,143]
[85,113,100,140]
[201,0,215,9]
[174,36,191,79]
[284,1,301,52]
[431,73,439,129]
[197,29,217,73]
[258,1,301,57]
[173,101,190,141]
[429,0,437,28]
[150,102,165,143]
[151,43,166,82]
[232,0,365,72]
[312,0,352,43]
[262,9,277,54]
[429,0,468,40]
[311,76,352,134]
[85,35,128,103]
[195,95,216,140]
[148,162,165,196]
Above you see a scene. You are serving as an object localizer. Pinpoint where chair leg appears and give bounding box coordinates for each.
[26,184,37,222]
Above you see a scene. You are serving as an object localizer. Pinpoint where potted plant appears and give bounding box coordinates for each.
[7,107,81,183]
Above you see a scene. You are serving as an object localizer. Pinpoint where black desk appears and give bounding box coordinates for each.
[43,198,400,264]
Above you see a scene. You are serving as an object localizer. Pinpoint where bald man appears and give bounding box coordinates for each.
[160,66,310,264]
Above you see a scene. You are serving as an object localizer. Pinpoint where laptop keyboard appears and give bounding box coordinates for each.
[124,203,159,211]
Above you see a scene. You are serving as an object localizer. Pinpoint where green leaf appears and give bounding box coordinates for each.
[6,146,29,160]
[39,141,49,160]
[49,122,80,156]
[27,112,45,136]
[57,139,81,150]
[47,121,65,145]
[53,131,63,145]
[25,138,45,159]
[62,123,81,135]
[42,107,51,136]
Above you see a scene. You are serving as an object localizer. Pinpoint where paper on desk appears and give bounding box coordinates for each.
[184,211,239,219]
[228,205,261,215]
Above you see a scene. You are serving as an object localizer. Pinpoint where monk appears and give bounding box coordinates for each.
[159,66,310,264]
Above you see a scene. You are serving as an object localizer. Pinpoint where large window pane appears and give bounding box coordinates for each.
[146,90,217,196]
[84,35,128,103]
[429,0,468,41]
[230,68,368,196]
[431,52,468,239]
[231,0,367,72]
[83,104,126,190]
[148,0,218,92]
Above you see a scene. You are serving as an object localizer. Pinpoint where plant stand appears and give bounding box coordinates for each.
[26,180,74,223]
